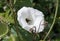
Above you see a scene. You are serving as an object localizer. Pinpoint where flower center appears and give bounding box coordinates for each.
[25,18,33,25]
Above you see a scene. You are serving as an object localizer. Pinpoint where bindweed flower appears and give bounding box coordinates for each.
[17,7,45,33]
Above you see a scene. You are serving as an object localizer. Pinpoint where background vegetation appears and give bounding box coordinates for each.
[0,0,60,41]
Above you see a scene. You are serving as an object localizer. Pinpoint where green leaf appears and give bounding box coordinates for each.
[0,10,14,23]
[18,27,33,41]
[14,0,33,11]
[0,22,9,38]
[30,0,33,3]
[3,34,16,41]
[7,34,15,41]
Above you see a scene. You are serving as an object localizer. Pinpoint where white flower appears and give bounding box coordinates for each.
[17,7,45,33]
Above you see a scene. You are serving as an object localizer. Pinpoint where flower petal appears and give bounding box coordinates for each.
[17,6,45,33]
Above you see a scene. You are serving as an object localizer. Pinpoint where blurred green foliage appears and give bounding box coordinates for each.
[0,0,60,41]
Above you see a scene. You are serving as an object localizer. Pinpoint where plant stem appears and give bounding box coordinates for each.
[32,33,36,41]
[43,0,59,40]
[7,0,21,41]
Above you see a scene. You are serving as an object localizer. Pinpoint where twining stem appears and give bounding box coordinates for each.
[6,0,20,41]
[43,0,59,40]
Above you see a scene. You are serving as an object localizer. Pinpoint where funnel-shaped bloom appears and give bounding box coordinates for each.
[17,7,45,33]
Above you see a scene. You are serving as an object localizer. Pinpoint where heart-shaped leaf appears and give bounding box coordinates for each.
[0,22,9,38]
